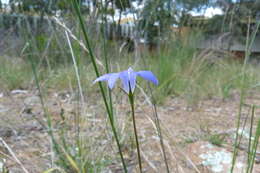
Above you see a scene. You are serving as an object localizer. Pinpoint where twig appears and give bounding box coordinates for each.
[143,113,201,173]
[65,31,85,105]
[136,84,152,106]
[0,137,30,173]
[52,17,104,68]
[0,150,15,162]
[140,150,158,172]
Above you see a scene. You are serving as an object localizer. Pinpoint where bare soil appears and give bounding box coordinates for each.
[0,89,260,172]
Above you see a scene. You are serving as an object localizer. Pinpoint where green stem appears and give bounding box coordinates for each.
[151,99,170,173]
[100,1,114,124]
[246,105,255,173]
[140,49,170,172]
[71,1,127,172]
[27,48,66,167]
[128,91,143,173]
[230,18,260,173]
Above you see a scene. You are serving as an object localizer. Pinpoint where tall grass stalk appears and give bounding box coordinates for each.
[150,96,170,172]
[71,0,127,172]
[140,50,171,172]
[140,49,170,172]
[246,105,255,173]
[247,105,255,167]
[25,42,67,167]
[65,30,85,168]
[230,18,260,172]
[0,137,29,173]
[100,2,114,124]
[65,31,85,104]
[143,71,170,172]
[248,116,260,173]
[128,91,143,172]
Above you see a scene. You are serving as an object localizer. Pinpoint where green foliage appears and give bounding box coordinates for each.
[207,134,226,147]
[176,0,210,11]
[9,0,87,14]
[10,0,52,13]
[45,65,94,91]
[52,128,110,172]
[114,0,131,11]
[205,0,260,37]
[146,34,260,104]
[0,158,9,173]
[203,15,226,35]
[0,56,32,91]
[139,0,176,44]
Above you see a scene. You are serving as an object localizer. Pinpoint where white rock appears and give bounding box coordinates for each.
[11,89,28,95]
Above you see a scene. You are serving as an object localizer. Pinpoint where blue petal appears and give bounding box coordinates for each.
[136,71,159,85]
[107,73,120,89]
[119,70,130,93]
[93,74,110,83]
[127,68,137,93]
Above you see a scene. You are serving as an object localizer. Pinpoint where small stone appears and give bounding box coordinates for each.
[0,104,8,113]
[24,96,41,106]
[186,141,246,173]
[11,90,28,95]
[0,127,15,138]
[255,156,260,164]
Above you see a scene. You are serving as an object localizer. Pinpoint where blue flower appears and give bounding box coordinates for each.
[94,67,159,94]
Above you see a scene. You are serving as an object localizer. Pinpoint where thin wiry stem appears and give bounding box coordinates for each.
[140,54,170,172]
[26,46,67,167]
[128,91,143,173]
[230,18,260,173]
[151,97,170,172]
[246,105,255,173]
[0,137,29,173]
[71,0,127,172]
[65,31,85,105]
[52,16,104,68]
[100,0,114,124]
[249,114,260,173]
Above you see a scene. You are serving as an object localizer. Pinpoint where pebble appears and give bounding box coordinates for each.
[24,96,41,106]
[0,127,15,138]
[0,104,8,113]
[11,89,28,95]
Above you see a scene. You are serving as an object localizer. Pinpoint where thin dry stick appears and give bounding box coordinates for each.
[0,137,30,173]
[136,84,152,106]
[143,114,174,166]
[65,31,85,105]
[0,150,16,162]
[52,17,104,68]
[140,150,158,172]
[163,125,201,173]
[175,147,201,173]
[41,31,55,71]
[143,113,201,173]
[137,84,170,172]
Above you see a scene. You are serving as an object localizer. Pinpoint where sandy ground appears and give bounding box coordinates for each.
[0,89,260,172]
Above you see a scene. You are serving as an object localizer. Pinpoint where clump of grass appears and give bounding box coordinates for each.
[230,20,260,173]
[207,134,226,147]
[44,64,95,92]
[147,44,260,104]
[0,56,32,91]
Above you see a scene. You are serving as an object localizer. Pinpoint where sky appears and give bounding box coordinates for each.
[190,7,223,18]
[1,0,9,4]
